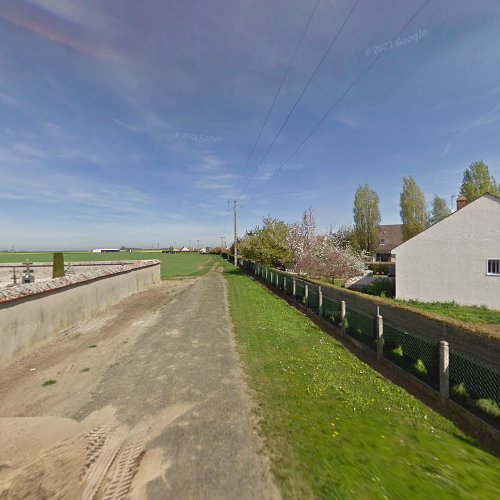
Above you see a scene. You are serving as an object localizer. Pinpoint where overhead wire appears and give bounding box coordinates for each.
[232,0,321,195]
[238,0,362,198]
[251,0,433,198]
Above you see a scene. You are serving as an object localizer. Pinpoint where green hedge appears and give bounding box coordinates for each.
[367,262,395,276]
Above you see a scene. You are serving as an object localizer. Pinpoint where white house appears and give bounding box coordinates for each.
[392,193,500,310]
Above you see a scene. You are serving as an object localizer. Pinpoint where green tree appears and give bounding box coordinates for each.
[429,195,451,225]
[459,160,500,202]
[400,176,428,241]
[238,216,293,267]
[353,184,381,254]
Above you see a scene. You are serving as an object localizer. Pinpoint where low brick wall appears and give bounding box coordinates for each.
[0,260,161,368]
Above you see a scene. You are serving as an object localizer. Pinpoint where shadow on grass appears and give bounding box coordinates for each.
[222,265,244,276]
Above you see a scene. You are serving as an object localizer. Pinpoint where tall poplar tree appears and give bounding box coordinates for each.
[400,176,428,241]
[353,184,381,254]
[459,160,499,202]
[429,195,451,225]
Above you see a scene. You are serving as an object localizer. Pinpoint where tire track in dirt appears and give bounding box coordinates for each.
[0,269,279,499]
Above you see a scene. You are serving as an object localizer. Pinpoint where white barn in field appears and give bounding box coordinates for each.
[392,193,500,310]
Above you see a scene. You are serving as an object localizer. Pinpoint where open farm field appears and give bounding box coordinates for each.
[223,261,500,499]
[0,252,216,279]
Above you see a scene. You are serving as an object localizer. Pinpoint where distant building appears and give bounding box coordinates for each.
[180,246,190,252]
[374,225,403,262]
[92,248,120,253]
[392,193,500,309]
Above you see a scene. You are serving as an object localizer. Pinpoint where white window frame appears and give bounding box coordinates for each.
[486,258,500,276]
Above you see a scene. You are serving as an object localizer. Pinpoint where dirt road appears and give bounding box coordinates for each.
[0,267,279,499]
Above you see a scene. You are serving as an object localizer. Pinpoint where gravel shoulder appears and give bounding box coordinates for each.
[0,267,279,499]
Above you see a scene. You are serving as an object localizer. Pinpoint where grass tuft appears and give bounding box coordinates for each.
[42,379,56,387]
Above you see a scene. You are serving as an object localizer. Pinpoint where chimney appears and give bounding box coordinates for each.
[456,195,467,210]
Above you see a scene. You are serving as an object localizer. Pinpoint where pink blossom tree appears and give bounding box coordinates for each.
[288,209,366,281]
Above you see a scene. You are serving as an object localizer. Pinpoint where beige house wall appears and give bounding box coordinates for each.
[393,195,500,309]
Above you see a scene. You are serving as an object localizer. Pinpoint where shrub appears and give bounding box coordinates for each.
[365,278,395,297]
[474,399,500,419]
[392,345,404,358]
[413,359,428,376]
[451,382,470,400]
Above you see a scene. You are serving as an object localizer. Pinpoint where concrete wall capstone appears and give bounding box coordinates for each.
[0,260,161,368]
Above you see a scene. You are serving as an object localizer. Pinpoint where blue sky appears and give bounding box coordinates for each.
[0,0,499,250]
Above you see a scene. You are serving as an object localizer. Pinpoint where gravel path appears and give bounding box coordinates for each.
[0,267,279,499]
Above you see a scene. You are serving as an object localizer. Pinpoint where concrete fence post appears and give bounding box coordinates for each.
[283,276,287,294]
[270,271,273,284]
[318,286,323,316]
[265,268,268,281]
[376,314,384,361]
[276,272,279,288]
[292,278,296,299]
[305,284,309,307]
[439,340,450,399]
[340,300,346,337]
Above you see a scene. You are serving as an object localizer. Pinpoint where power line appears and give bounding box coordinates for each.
[252,0,433,198]
[233,199,238,266]
[233,0,321,195]
[221,198,230,241]
[239,0,362,198]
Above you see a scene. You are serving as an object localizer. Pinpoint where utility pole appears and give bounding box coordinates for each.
[197,239,200,251]
[233,199,238,266]
[219,236,224,255]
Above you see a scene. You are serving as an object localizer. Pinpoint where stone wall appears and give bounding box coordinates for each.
[0,260,161,368]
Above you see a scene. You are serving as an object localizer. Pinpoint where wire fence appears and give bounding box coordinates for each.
[345,308,376,351]
[322,296,342,327]
[228,256,500,429]
[383,322,439,389]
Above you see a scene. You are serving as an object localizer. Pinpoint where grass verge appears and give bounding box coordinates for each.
[223,262,500,498]
[394,299,500,325]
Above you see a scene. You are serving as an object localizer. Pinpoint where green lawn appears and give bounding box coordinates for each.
[395,299,500,325]
[223,262,500,499]
[0,251,216,279]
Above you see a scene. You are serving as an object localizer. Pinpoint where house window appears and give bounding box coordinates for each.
[379,238,385,245]
[487,259,500,276]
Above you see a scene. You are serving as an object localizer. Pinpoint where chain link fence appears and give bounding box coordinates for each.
[383,323,439,389]
[322,296,342,327]
[345,308,376,351]
[227,257,500,429]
